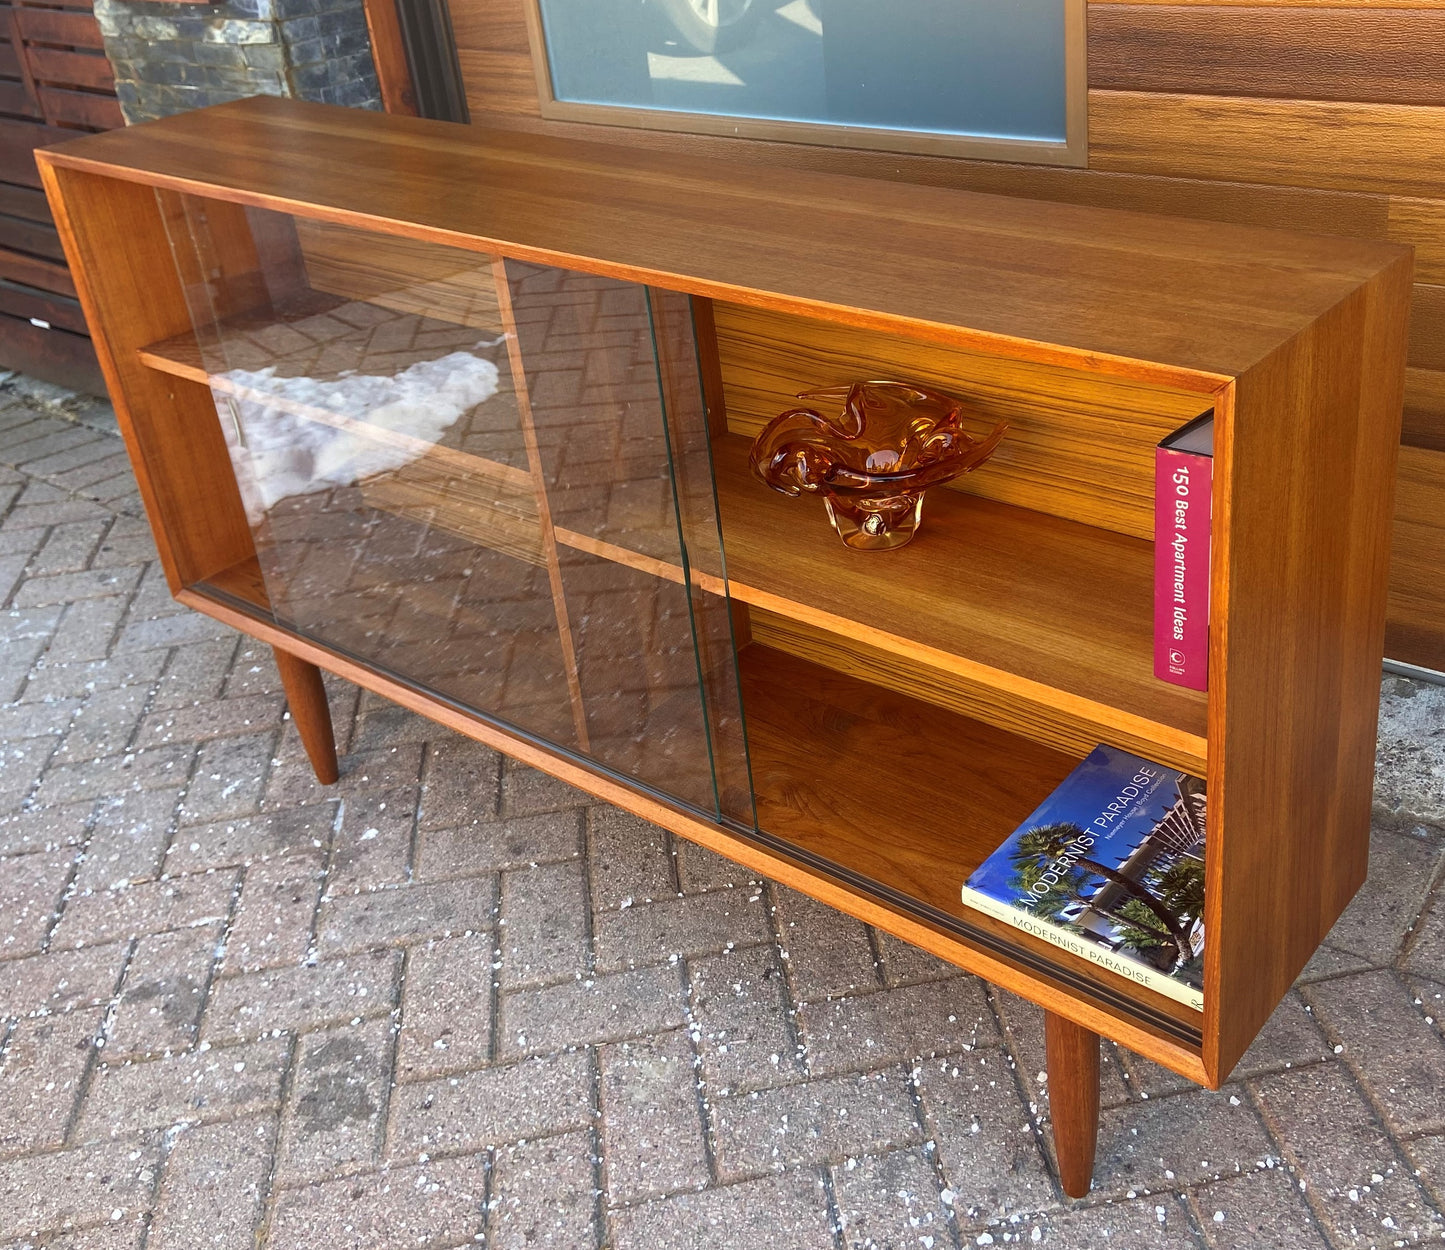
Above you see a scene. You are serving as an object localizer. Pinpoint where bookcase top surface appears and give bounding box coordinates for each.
[40,94,1408,381]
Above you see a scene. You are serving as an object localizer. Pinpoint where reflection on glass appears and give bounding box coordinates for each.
[161,197,749,818]
[537,0,1067,143]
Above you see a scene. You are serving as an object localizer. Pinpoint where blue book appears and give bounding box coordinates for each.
[961,745,1206,1012]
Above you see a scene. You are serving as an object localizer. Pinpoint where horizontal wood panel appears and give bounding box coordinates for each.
[26,46,113,92]
[463,100,1395,248]
[448,0,529,53]
[1387,444,1445,671]
[0,208,62,258]
[13,7,103,48]
[1089,90,1445,198]
[1409,283,1445,372]
[0,241,72,293]
[712,301,1207,540]
[37,85,122,129]
[0,78,38,118]
[1090,7,1445,104]
[456,49,537,118]
[0,276,86,331]
[1388,196,1445,285]
[0,117,78,188]
[709,433,1210,756]
[49,97,1408,382]
[1404,367,1445,450]
[0,312,100,392]
[0,183,50,222]
[0,42,20,79]
[749,608,1207,774]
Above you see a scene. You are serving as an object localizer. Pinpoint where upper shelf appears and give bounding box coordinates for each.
[40,95,1409,384]
[709,436,1208,771]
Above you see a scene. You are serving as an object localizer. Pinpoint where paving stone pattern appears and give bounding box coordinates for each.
[1,375,1444,1248]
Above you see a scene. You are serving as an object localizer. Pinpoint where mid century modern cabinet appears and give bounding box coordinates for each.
[37,97,1411,1197]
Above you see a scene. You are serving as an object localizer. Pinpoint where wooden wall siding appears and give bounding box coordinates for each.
[1387,445,1445,668]
[1089,8,1445,103]
[1088,92,1445,199]
[0,0,117,391]
[439,0,1445,668]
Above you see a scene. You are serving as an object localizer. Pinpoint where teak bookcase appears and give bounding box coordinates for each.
[37,96,1411,1197]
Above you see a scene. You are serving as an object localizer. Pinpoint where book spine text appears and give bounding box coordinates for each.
[1154,445,1212,690]
[960,885,1204,1012]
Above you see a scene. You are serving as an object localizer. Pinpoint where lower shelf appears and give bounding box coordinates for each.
[736,645,1203,1040]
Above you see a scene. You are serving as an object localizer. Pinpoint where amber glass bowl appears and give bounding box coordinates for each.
[748,380,1008,551]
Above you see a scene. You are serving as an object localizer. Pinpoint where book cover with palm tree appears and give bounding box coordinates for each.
[961,744,1207,1010]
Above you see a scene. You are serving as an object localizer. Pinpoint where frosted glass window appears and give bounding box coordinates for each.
[530,0,1077,157]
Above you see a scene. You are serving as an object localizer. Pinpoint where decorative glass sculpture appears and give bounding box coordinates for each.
[749,380,1008,551]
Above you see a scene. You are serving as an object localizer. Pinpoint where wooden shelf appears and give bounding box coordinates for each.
[137,296,533,483]
[187,558,1213,1036]
[713,436,1208,772]
[738,644,1204,1035]
[501,430,1210,773]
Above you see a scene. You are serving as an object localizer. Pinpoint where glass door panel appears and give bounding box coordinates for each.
[500,260,751,817]
[158,194,751,819]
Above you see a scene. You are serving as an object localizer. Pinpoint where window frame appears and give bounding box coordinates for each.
[519,0,1088,168]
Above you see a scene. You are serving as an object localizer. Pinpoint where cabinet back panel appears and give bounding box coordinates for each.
[713,302,1208,541]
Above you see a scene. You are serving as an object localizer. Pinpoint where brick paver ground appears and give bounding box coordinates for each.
[1,374,1443,1249]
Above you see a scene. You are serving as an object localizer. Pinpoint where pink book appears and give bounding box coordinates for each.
[1155,412,1214,691]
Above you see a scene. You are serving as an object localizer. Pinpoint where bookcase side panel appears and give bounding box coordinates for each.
[36,163,256,592]
[1205,256,1411,1081]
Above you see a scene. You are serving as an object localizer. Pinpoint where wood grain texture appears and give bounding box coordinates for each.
[0,245,73,295]
[712,301,1209,541]
[711,434,1210,765]
[35,165,256,591]
[43,100,1413,1116]
[447,0,529,54]
[1388,197,1445,285]
[1386,445,1445,671]
[25,46,115,93]
[1205,252,1412,1079]
[1090,90,1445,199]
[1408,283,1445,372]
[1090,7,1445,104]
[38,97,1404,384]
[0,280,86,333]
[446,3,1445,669]
[1404,366,1445,450]
[748,608,1207,775]
[1045,1012,1100,1199]
[360,0,417,115]
[456,49,538,117]
[457,100,1393,242]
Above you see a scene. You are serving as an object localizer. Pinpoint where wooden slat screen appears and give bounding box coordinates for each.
[0,0,119,390]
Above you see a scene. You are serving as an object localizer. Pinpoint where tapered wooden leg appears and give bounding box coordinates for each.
[272,647,339,784]
[1045,1010,1100,1199]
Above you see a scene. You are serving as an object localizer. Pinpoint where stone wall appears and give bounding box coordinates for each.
[95,0,380,125]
